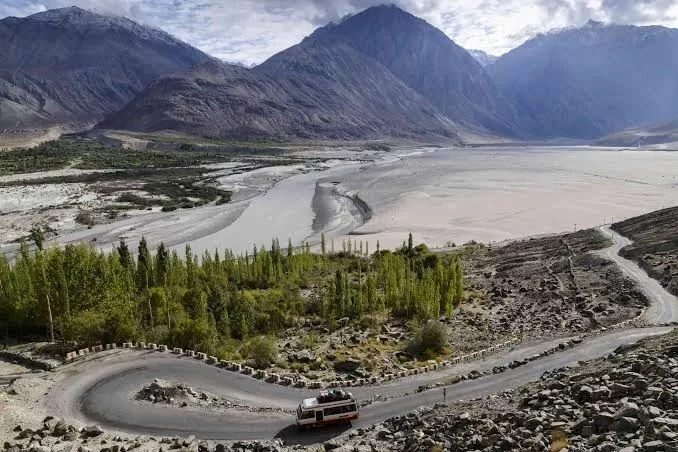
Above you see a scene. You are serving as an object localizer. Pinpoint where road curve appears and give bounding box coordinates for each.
[599,226,678,324]
[48,227,677,442]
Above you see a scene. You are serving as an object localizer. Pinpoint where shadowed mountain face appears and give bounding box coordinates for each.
[0,6,210,130]
[102,44,460,140]
[490,21,678,139]
[307,5,520,137]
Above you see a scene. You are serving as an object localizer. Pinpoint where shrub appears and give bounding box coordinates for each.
[75,210,95,226]
[29,224,45,250]
[407,320,447,358]
[242,335,278,369]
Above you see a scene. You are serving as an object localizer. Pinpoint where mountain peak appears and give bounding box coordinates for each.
[343,3,419,24]
[29,5,94,21]
[303,4,519,136]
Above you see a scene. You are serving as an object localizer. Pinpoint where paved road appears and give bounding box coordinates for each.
[53,227,677,442]
[599,226,678,324]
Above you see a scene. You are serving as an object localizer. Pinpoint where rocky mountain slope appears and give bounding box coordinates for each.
[101,45,460,140]
[596,119,678,147]
[0,7,210,131]
[308,5,520,136]
[490,21,678,139]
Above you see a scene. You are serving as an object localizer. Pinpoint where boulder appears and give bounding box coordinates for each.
[290,350,317,363]
[82,425,104,437]
[334,359,361,373]
[30,446,50,452]
[615,417,639,433]
[577,385,593,401]
[651,417,678,427]
[594,412,615,431]
[52,419,69,437]
[323,441,343,451]
[614,402,639,420]
[643,440,665,452]
[64,431,78,441]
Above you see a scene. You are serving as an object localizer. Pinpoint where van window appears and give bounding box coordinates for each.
[300,410,315,420]
[323,403,356,416]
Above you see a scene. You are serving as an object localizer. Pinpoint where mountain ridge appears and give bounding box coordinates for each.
[102,43,461,140]
[490,21,678,139]
[0,6,211,131]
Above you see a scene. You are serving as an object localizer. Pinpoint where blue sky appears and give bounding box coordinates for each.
[2,0,677,65]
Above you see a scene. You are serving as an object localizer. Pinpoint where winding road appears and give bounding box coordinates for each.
[46,227,677,443]
[599,226,678,324]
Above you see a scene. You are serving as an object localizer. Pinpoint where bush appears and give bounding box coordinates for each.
[407,320,447,358]
[242,335,278,369]
[75,210,95,226]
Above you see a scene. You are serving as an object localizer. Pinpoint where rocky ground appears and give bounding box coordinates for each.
[335,328,678,451]
[612,207,678,297]
[462,228,646,340]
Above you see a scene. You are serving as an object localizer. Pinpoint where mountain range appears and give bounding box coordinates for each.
[3,5,678,142]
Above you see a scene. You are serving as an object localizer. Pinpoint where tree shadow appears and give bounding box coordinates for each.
[274,423,352,446]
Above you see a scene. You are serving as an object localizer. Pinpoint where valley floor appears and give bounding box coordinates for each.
[3,142,678,260]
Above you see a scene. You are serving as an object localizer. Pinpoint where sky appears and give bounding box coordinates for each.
[1,0,678,65]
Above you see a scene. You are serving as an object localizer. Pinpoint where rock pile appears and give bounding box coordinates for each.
[135,379,193,405]
[135,379,291,415]
[337,331,678,451]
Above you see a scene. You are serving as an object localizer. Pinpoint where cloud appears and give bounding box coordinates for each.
[1,0,678,64]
